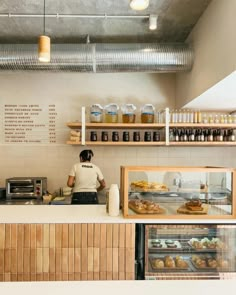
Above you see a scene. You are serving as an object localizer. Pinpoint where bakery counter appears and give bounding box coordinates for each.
[1,204,236,224]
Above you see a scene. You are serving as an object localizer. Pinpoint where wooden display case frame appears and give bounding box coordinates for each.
[120,166,236,219]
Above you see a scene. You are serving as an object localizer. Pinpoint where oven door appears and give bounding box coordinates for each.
[7,178,35,198]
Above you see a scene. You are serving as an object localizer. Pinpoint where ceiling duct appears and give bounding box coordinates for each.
[0,43,193,73]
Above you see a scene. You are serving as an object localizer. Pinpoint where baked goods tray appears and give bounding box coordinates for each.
[191,259,217,271]
[187,241,217,252]
[149,258,189,272]
[148,239,182,251]
[128,202,166,214]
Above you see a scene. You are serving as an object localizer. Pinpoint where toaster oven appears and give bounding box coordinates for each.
[6,177,47,199]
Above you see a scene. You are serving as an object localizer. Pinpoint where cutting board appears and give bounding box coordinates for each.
[177,204,209,215]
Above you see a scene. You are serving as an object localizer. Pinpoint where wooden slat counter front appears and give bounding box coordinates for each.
[0,205,135,282]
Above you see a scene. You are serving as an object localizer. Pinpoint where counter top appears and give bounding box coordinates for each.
[0,204,236,224]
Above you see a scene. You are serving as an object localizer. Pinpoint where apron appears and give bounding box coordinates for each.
[71,192,98,204]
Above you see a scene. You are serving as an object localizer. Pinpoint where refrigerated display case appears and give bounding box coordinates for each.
[120,166,236,219]
[135,224,236,280]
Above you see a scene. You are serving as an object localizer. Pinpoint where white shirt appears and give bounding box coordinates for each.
[69,162,104,192]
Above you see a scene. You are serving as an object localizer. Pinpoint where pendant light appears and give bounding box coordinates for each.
[38,0,50,62]
[130,0,149,11]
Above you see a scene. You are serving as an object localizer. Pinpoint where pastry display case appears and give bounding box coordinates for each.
[120,166,236,219]
[135,224,236,280]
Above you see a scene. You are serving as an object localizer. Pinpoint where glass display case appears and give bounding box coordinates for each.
[135,224,236,280]
[120,166,236,219]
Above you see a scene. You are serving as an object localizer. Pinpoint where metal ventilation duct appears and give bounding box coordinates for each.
[0,43,193,72]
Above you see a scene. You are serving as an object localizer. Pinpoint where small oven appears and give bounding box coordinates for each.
[6,177,47,199]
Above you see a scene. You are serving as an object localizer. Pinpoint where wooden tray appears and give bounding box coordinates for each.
[177,204,209,215]
[150,258,189,271]
[128,202,166,214]
[131,186,169,193]
[191,259,217,270]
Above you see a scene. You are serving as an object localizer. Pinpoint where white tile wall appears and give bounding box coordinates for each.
[1,145,236,193]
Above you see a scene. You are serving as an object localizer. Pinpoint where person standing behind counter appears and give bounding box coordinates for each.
[67,149,106,204]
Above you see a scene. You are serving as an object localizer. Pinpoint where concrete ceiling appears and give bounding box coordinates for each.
[0,0,212,43]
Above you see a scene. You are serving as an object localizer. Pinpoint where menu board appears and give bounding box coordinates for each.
[0,103,68,144]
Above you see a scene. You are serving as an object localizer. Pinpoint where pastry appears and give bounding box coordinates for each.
[192,240,203,249]
[152,242,162,248]
[176,258,188,268]
[153,259,164,268]
[195,258,207,268]
[167,243,177,248]
[207,258,217,268]
[164,256,175,268]
[185,199,203,211]
[165,240,174,245]
[216,258,229,268]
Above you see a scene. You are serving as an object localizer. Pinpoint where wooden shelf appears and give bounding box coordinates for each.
[169,141,236,146]
[169,123,236,128]
[67,122,165,129]
[67,141,165,146]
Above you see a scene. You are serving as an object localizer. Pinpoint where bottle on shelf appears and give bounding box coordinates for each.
[90,131,97,141]
[112,131,119,142]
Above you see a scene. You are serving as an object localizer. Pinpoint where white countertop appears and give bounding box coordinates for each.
[0,204,236,223]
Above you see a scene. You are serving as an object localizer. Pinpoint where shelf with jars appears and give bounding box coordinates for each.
[66,107,236,146]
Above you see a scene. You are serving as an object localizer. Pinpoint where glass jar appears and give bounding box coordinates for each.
[153,131,160,142]
[104,103,119,123]
[123,131,130,142]
[112,131,119,142]
[121,104,136,123]
[141,104,155,123]
[144,131,151,141]
[90,104,103,123]
[101,131,108,141]
[90,131,97,141]
[133,131,140,142]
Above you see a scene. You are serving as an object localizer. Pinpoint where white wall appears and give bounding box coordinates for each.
[176,0,236,108]
[0,72,236,193]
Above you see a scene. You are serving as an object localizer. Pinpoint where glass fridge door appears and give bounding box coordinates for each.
[144,224,236,280]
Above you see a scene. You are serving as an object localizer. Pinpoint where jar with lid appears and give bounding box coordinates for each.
[133,131,140,142]
[153,131,160,141]
[112,131,119,142]
[90,131,97,141]
[90,104,103,123]
[144,131,151,141]
[141,104,155,123]
[104,103,119,123]
[121,104,136,123]
[123,131,130,142]
[101,131,109,141]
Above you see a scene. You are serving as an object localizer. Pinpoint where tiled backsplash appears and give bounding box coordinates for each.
[0,145,235,193]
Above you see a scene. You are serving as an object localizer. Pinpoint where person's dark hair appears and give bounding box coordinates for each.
[80,149,94,162]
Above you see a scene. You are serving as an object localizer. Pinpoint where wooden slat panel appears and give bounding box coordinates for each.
[106,248,112,272]
[112,248,119,275]
[17,247,23,274]
[55,224,62,248]
[81,224,88,248]
[119,272,125,280]
[106,224,113,248]
[30,273,36,281]
[43,273,49,281]
[68,273,74,281]
[11,273,17,281]
[43,248,49,273]
[112,224,119,248]
[0,224,5,249]
[93,248,100,272]
[10,249,17,274]
[62,224,69,248]
[4,249,11,273]
[11,224,17,249]
[81,272,88,280]
[17,224,24,249]
[24,224,30,248]
[119,224,125,248]
[23,273,30,281]
[126,272,135,280]
[87,224,94,247]
[55,248,62,274]
[0,249,4,274]
[49,248,55,273]
[5,224,11,249]
[100,248,107,272]
[93,272,99,280]
[125,248,134,274]
[23,248,30,274]
[87,247,94,272]
[106,272,112,280]
[94,224,100,248]
[49,273,55,281]
[125,224,132,248]
[55,273,62,281]
[30,224,36,248]
[68,224,74,248]
[100,224,106,248]
[99,272,106,280]
[49,224,55,248]
[68,248,74,273]
[36,248,42,274]
[43,224,50,248]
[87,272,93,280]
[74,248,81,273]
[61,248,69,273]
[30,248,36,274]
[74,224,81,248]
[118,248,125,273]
[4,273,11,282]
[17,274,23,281]
[81,248,88,272]
[36,273,43,281]
[62,273,68,281]
[74,273,81,281]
